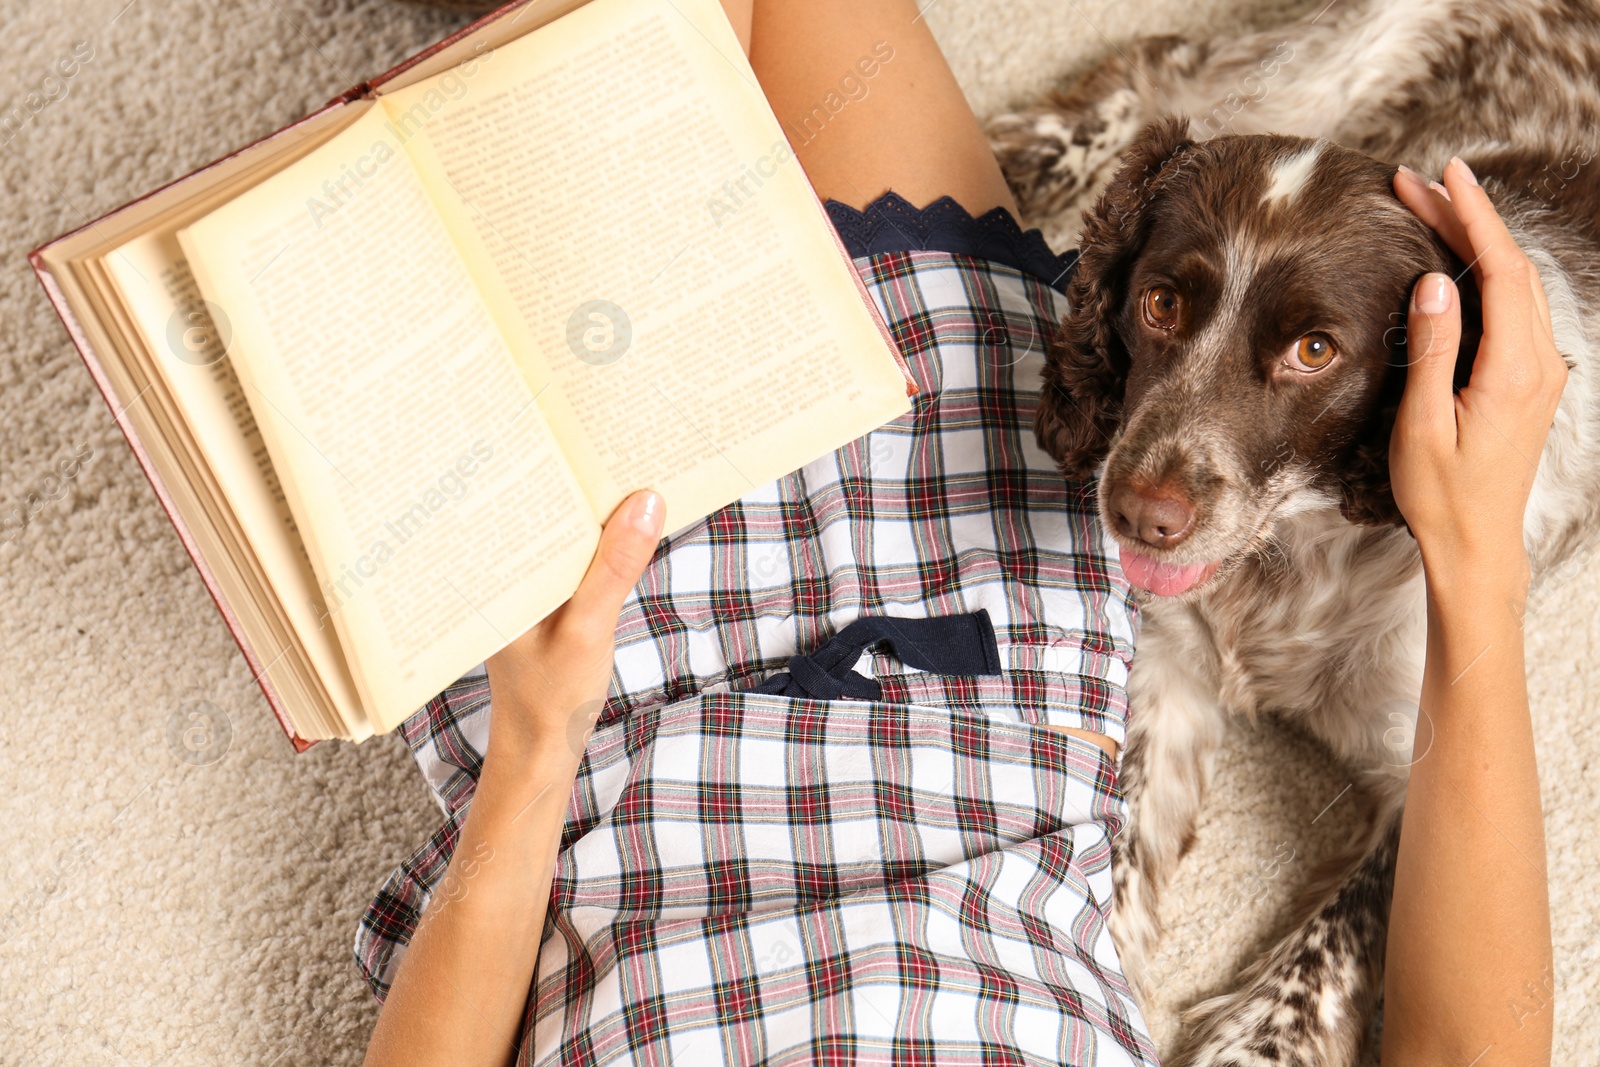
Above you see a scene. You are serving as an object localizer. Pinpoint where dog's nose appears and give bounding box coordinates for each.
[1108,484,1196,549]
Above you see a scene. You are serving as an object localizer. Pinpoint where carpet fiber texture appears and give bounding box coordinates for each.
[2,0,1594,1063]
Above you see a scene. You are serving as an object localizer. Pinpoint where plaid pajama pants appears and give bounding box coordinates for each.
[355,244,1158,1066]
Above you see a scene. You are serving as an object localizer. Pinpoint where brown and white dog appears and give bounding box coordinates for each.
[989,1,1600,1064]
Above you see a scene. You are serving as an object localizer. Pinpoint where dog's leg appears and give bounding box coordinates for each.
[1171,807,1402,1067]
[1111,652,1229,1006]
[985,0,1446,225]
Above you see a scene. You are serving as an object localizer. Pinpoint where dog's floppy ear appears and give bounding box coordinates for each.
[1038,116,1195,479]
[1338,233,1484,527]
[1337,407,1406,526]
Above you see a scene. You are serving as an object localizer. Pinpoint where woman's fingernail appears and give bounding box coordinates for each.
[1449,156,1479,186]
[632,491,664,536]
[1395,164,1426,189]
[1427,179,1452,202]
[1415,272,1453,314]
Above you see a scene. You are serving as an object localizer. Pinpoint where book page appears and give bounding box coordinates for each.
[179,106,599,732]
[382,0,911,533]
[103,232,369,738]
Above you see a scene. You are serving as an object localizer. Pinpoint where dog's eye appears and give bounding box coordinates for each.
[1291,333,1337,370]
[1143,286,1180,329]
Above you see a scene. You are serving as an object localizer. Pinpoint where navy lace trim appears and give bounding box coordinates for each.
[825,191,1078,292]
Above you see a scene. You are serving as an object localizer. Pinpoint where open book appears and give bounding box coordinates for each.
[31,0,912,744]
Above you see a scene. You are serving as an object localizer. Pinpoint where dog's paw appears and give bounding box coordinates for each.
[988,37,1205,223]
[1170,957,1365,1067]
[1173,987,1317,1067]
[987,85,1145,221]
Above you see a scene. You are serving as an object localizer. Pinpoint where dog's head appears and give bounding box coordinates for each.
[1040,117,1480,597]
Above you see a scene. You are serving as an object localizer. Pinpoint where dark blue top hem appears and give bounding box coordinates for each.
[824,192,1078,293]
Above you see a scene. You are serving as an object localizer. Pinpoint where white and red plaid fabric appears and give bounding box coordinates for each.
[355,245,1157,1066]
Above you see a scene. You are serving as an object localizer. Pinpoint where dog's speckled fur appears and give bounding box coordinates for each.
[990,2,1600,1063]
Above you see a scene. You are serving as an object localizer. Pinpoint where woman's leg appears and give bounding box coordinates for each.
[740,0,1017,215]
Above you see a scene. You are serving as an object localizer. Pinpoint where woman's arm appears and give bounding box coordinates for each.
[1383,159,1563,1066]
[364,491,665,1067]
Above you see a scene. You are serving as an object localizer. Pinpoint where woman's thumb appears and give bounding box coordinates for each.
[570,490,665,623]
[1397,272,1462,440]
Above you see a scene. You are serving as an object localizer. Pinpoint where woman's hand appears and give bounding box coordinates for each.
[366,489,664,1067]
[483,489,665,774]
[1391,158,1568,591]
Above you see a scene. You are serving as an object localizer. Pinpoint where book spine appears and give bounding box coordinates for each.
[326,81,375,110]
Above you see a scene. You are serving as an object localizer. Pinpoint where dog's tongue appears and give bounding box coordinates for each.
[1118,548,1219,596]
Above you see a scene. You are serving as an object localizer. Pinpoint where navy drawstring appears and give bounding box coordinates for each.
[747,610,1001,702]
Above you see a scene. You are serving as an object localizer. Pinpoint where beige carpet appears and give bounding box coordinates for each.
[2,0,1594,1063]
